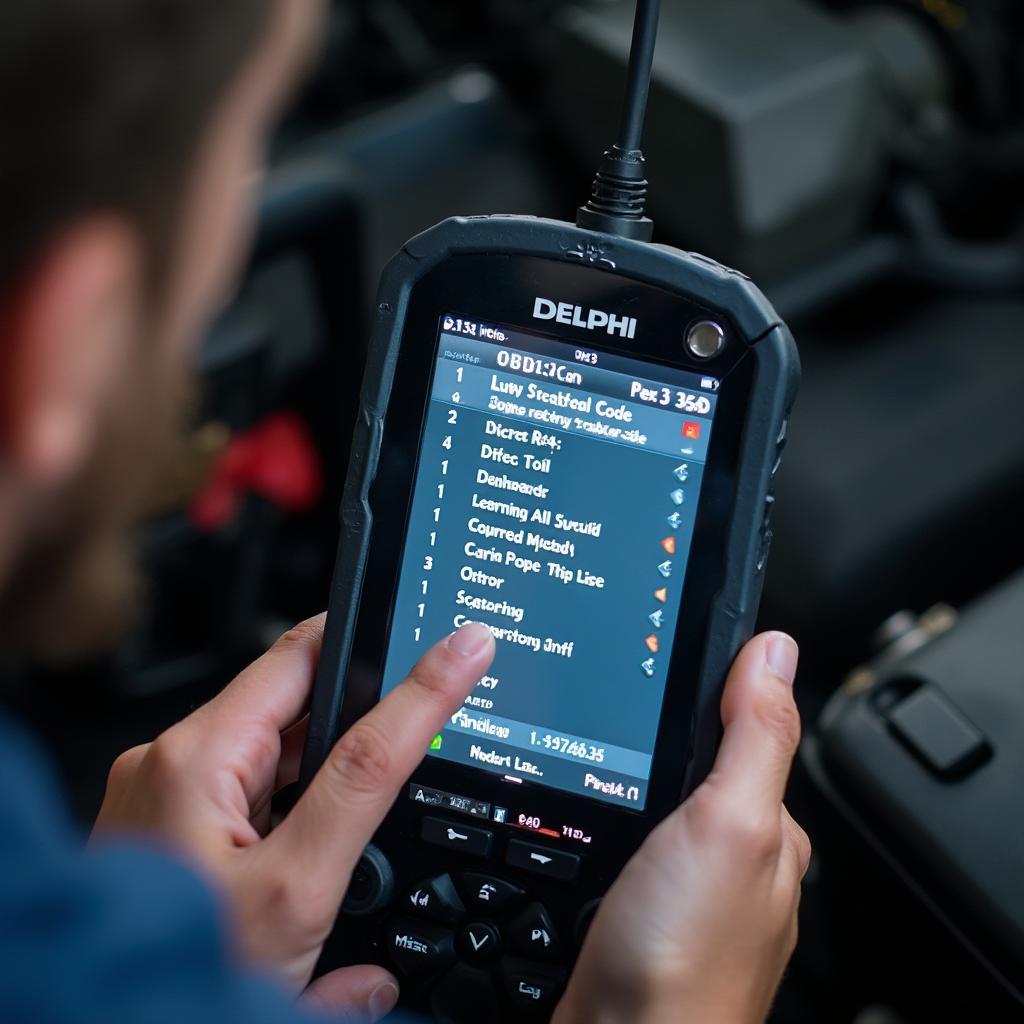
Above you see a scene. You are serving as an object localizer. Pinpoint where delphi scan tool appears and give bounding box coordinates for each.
[299,1,798,1020]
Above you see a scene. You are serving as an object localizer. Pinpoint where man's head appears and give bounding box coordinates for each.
[0,0,322,661]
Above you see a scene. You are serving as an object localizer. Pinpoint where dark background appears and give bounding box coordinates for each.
[10,2,1024,1021]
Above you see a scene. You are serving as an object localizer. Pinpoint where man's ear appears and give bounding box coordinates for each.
[0,218,143,487]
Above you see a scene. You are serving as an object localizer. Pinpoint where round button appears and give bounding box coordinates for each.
[686,320,725,359]
[459,920,502,964]
[342,844,394,916]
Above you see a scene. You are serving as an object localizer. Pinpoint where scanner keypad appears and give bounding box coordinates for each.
[385,871,570,1020]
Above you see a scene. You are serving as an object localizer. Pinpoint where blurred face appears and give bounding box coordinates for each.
[0,0,323,661]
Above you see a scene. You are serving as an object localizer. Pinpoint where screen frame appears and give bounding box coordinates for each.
[334,251,756,870]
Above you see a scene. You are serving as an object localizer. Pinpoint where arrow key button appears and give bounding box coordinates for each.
[459,920,502,965]
[506,839,581,882]
[455,873,525,917]
[508,902,562,961]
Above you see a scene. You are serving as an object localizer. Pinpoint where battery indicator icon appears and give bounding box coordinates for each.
[700,376,720,392]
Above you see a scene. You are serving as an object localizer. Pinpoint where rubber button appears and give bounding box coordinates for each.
[506,839,580,881]
[507,902,562,960]
[383,917,456,979]
[455,873,525,917]
[500,957,567,1013]
[459,920,502,965]
[403,873,465,925]
[421,816,494,858]
[432,964,499,1024]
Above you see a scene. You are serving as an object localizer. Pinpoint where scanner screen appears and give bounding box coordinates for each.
[380,314,720,810]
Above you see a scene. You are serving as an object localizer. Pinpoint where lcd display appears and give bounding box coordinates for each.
[380,315,720,810]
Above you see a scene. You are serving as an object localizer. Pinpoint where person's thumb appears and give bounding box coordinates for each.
[705,632,801,813]
[304,965,399,1021]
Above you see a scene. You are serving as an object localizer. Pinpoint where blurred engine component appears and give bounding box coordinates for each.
[300,67,565,290]
[546,0,1024,303]
[546,0,927,277]
[804,569,1024,1016]
[762,289,1024,674]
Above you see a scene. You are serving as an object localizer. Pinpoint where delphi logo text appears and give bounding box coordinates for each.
[533,297,637,339]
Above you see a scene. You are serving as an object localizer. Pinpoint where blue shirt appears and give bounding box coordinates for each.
[0,713,347,1023]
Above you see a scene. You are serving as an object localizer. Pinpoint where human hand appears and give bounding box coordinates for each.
[94,616,496,1021]
[554,632,809,1024]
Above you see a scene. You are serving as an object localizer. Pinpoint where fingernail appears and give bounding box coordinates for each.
[368,980,399,1020]
[448,621,493,657]
[766,633,798,685]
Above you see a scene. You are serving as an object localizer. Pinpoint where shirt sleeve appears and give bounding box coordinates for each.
[0,713,321,1024]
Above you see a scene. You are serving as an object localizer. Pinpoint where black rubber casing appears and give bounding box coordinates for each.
[299,216,799,1019]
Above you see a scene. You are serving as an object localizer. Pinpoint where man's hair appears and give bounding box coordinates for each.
[0,0,274,300]
[0,0,275,663]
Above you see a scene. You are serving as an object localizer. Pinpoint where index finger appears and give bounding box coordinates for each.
[265,621,495,898]
[190,614,327,739]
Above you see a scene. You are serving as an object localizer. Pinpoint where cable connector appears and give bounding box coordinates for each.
[577,145,654,241]
[575,0,661,241]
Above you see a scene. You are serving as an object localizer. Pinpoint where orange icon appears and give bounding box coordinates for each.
[654,587,668,604]
[661,537,676,555]
[645,635,660,654]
